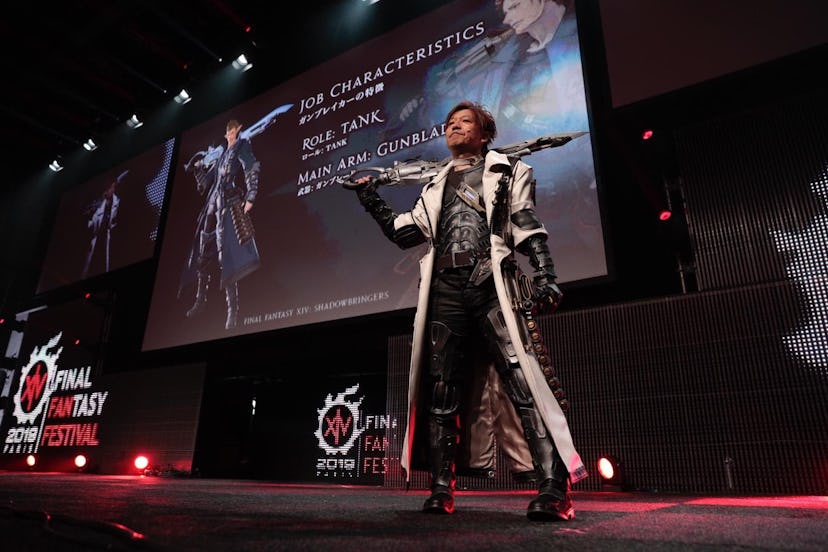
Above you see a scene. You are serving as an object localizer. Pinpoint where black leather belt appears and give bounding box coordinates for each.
[435,249,487,271]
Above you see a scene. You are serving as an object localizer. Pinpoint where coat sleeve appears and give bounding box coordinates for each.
[508,159,548,250]
[393,173,446,242]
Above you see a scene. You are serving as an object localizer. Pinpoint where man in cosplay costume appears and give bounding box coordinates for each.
[81,170,125,279]
[180,119,261,330]
[347,101,586,520]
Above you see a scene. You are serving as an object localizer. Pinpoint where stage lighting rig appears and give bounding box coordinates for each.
[232,54,253,72]
[126,114,144,128]
[174,89,192,104]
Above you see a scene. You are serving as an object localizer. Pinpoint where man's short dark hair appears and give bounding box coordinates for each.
[445,101,498,150]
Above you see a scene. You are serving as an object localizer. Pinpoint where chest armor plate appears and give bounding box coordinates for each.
[437,164,489,257]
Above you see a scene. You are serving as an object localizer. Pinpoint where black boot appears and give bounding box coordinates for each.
[527,475,574,521]
[422,484,454,515]
[186,273,209,318]
[520,407,575,521]
[422,417,457,514]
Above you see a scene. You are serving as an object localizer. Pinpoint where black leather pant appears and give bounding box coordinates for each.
[426,268,566,490]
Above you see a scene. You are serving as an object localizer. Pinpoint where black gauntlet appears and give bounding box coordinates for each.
[355,181,395,237]
[520,235,563,313]
[355,180,425,249]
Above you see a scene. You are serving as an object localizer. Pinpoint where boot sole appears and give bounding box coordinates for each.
[422,506,454,514]
[422,494,455,515]
[527,506,575,522]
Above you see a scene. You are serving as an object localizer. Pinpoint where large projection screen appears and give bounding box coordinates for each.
[143,0,605,351]
[36,138,176,293]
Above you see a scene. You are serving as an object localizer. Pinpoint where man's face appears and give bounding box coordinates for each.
[502,0,544,34]
[225,125,241,142]
[445,108,488,156]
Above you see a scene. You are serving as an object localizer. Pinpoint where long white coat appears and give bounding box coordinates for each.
[393,150,587,485]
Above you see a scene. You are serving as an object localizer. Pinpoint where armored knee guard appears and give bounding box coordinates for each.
[428,321,464,417]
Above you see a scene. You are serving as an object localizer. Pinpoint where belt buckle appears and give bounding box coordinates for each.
[453,250,474,268]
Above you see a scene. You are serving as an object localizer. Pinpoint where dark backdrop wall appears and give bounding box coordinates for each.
[599,0,827,108]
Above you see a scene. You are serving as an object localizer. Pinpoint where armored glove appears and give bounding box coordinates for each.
[522,235,563,313]
[350,177,395,237]
[533,273,563,314]
[350,177,425,249]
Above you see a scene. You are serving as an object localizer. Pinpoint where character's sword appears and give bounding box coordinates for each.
[183,103,293,172]
[339,131,588,188]
[502,259,569,412]
[241,103,294,141]
[494,131,588,158]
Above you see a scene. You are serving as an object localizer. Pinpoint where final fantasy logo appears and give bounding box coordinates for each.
[771,167,828,374]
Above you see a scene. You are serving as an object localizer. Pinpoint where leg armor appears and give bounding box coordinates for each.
[422,321,463,514]
[215,211,225,267]
[225,281,239,330]
[482,306,574,521]
[186,231,214,318]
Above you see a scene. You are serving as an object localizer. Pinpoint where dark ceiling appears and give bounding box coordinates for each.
[0,0,450,190]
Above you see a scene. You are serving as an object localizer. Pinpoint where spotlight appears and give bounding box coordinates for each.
[232,54,253,72]
[83,138,98,151]
[26,454,37,469]
[174,89,192,104]
[641,128,654,141]
[134,455,150,472]
[126,114,144,128]
[49,159,63,172]
[597,455,624,489]
[658,209,672,221]
[74,454,88,471]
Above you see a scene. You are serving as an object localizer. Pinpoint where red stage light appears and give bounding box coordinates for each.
[641,129,654,140]
[134,455,150,471]
[597,455,624,488]
[598,455,624,490]
[597,457,616,480]
[658,209,672,221]
[74,454,88,469]
[84,292,91,300]
[245,25,252,33]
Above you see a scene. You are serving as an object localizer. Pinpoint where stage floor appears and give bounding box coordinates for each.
[1,472,826,551]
